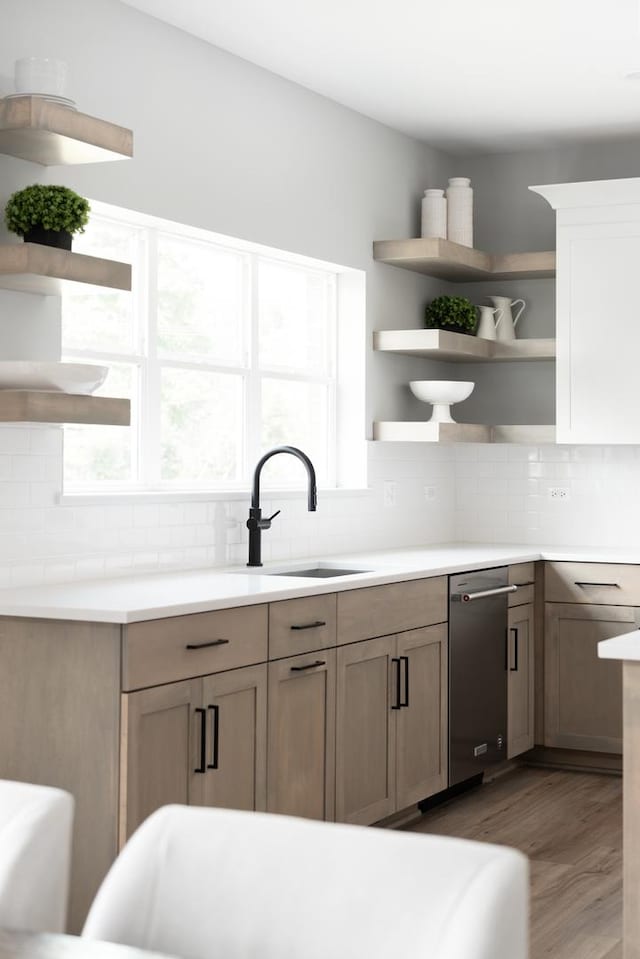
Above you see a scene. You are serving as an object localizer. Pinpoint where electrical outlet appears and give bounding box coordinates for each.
[383,481,397,507]
[548,486,570,501]
[424,486,437,501]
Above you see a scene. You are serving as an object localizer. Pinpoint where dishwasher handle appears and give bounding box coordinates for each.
[456,585,518,603]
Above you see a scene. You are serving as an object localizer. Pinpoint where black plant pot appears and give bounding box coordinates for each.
[427,321,476,337]
[23,226,72,251]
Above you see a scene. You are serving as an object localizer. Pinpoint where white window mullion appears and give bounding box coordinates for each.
[142,229,161,486]
[245,252,261,481]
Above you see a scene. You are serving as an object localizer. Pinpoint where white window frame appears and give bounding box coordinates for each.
[62,201,366,499]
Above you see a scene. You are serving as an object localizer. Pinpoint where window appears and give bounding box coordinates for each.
[61,204,359,494]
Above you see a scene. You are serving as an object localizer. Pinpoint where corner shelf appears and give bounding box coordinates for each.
[373,422,555,444]
[0,391,130,426]
[0,244,131,295]
[373,329,555,362]
[372,237,555,282]
[0,96,133,165]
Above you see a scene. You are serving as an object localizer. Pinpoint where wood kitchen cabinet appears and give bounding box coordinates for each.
[335,624,447,825]
[121,663,267,841]
[544,602,640,753]
[507,604,535,759]
[267,651,336,821]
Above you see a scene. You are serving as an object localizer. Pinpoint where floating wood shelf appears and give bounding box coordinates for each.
[372,237,556,282]
[373,329,555,362]
[0,391,130,425]
[0,96,133,165]
[373,422,555,444]
[0,244,131,295]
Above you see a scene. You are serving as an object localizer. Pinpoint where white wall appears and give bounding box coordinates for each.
[0,0,457,585]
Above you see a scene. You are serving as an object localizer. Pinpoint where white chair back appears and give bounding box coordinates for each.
[83,804,528,959]
[0,779,74,933]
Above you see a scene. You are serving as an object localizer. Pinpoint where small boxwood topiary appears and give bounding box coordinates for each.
[424,295,477,335]
[5,184,90,238]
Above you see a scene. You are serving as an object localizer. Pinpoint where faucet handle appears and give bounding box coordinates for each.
[267,510,281,523]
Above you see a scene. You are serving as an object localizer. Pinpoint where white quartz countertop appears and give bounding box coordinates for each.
[599,631,640,661]
[3,542,640,624]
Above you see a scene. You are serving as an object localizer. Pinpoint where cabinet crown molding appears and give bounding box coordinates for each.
[531,177,640,210]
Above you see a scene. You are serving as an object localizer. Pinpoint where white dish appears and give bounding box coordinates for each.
[4,93,77,110]
[0,362,108,395]
[410,380,474,423]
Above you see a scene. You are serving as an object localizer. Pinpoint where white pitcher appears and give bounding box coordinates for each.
[489,296,526,342]
[476,305,501,340]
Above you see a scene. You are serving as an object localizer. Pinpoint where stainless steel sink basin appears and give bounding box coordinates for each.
[268,567,370,578]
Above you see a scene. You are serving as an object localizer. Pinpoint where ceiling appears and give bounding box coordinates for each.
[121,0,640,154]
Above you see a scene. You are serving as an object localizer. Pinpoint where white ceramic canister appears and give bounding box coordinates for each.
[446,177,473,247]
[421,189,447,239]
[14,58,68,97]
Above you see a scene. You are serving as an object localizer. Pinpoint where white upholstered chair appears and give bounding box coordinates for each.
[0,779,74,933]
[83,804,528,959]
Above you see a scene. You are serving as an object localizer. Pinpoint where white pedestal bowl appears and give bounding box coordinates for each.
[410,380,474,423]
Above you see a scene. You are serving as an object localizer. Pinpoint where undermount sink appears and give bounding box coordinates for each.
[268,567,370,579]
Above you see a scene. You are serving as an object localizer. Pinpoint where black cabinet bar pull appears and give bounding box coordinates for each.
[513,581,535,587]
[391,657,402,710]
[207,704,219,770]
[400,655,409,707]
[574,581,620,589]
[290,621,327,631]
[510,627,519,672]
[290,660,326,672]
[185,639,230,650]
[194,707,206,773]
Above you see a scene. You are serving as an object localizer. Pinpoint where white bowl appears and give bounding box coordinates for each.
[0,362,109,395]
[409,380,474,423]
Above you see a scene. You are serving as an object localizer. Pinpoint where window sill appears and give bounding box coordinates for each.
[59,487,373,506]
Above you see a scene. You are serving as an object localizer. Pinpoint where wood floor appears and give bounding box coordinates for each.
[407,767,622,959]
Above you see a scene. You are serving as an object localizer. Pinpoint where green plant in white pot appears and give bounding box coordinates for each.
[5,184,90,251]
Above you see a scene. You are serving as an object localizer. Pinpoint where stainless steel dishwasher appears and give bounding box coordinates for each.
[448,567,517,787]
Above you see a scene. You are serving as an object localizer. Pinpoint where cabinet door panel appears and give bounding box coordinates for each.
[545,603,638,753]
[267,652,336,821]
[507,604,534,759]
[396,625,448,808]
[556,219,640,443]
[122,678,203,840]
[201,664,267,813]
[336,636,396,825]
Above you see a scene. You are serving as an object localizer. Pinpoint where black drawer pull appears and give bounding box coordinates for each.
[513,581,535,587]
[391,657,402,710]
[575,582,620,589]
[185,639,230,650]
[290,660,326,672]
[290,621,327,631]
[194,707,206,774]
[400,655,409,707]
[510,627,519,672]
[207,705,219,770]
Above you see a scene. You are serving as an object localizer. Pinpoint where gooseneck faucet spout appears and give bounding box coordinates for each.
[247,446,317,567]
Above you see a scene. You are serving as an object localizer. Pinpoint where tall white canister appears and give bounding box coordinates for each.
[421,189,447,239]
[446,177,473,247]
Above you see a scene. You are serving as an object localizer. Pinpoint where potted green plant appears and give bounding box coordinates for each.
[4,184,90,251]
[424,295,478,336]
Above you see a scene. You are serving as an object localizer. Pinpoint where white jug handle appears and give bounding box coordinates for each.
[494,307,503,328]
[511,299,526,327]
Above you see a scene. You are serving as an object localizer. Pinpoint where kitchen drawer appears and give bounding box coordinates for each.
[337,577,447,645]
[508,563,536,607]
[122,605,269,691]
[545,561,640,607]
[269,594,337,660]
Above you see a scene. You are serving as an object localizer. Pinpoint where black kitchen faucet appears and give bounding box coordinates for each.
[246,446,317,567]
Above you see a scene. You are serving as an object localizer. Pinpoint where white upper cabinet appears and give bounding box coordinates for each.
[531,178,640,444]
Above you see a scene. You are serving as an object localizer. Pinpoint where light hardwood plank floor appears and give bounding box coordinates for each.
[407,767,622,959]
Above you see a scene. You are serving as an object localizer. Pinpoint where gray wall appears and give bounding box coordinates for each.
[0,0,456,428]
